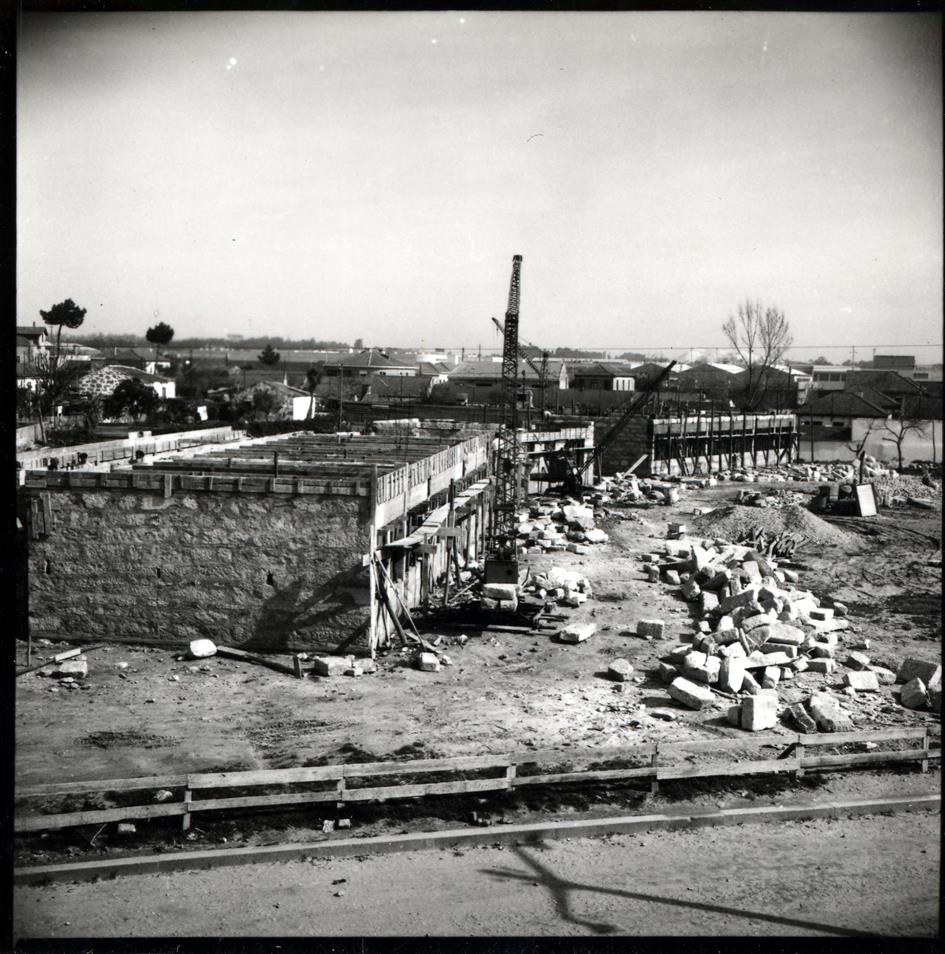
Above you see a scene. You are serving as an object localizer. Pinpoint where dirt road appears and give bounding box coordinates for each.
[14,809,940,938]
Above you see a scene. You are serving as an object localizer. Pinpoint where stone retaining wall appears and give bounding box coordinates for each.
[26,488,372,654]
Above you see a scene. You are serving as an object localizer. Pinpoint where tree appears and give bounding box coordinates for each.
[258,344,281,366]
[812,356,831,365]
[36,298,87,414]
[304,365,325,420]
[252,388,281,419]
[881,417,928,473]
[145,321,175,361]
[103,378,160,422]
[722,299,792,411]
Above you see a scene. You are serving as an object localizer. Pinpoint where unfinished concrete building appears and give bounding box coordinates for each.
[599,412,798,477]
[22,432,496,657]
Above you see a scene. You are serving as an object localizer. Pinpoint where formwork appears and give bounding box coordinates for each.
[598,412,798,477]
[20,431,491,657]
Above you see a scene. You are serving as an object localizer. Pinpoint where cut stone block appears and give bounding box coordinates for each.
[561,622,596,644]
[668,676,715,710]
[755,622,805,647]
[844,670,880,692]
[726,704,743,727]
[900,677,929,710]
[699,592,720,614]
[845,651,871,671]
[807,658,835,675]
[809,644,835,659]
[719,656,745,693]
[761,666,781,689]
[809,607,834,621]
[664,569,681,585]
[791,658,809,673]
[667,644,692,662]
[869,666,897,686]
[657,661,678,684]
[636,619,664,639]
[188,639,217,659]
[760,651,793,667]
[312,655,355,677]
[763,643,799,659]
[740,562,762,583]
[608,658,634,681]
[740,670,761,695]
[930,685,942,714]
[680,578,701,601]
[720,586,761,615]
[896,658,942,688]
[685,656,720,685]
[585,528,609,544]
[741,614,772,633]
[740,690,779,731]
[786,702,817,733]
[809,692,852,732]
[683,650,708,670]
[54,659,88,679]
[418,652,441,672]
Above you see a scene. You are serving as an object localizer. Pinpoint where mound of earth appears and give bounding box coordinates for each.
[692,503,859,550]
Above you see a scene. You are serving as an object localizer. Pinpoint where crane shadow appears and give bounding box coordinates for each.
[480,844,882,937]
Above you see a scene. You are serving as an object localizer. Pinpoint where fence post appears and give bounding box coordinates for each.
[795,736,805,779]
[921,728,930,773]
[650,744,659,795]
[506,762,517,790]
[182,788,192,831]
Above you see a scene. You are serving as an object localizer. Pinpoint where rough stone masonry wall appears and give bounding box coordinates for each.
[27,489,373,654]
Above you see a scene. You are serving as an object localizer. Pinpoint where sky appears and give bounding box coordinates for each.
[17,11,943,362]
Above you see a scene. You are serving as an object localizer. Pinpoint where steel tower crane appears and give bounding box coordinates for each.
[485,255,524,584]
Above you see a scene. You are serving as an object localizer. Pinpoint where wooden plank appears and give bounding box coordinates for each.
[658,758,799,781]
[189,789,342,814]
[660,734,797,755]
[16,801,187,833]
[342,777,509,802]
[187,765,343,789]
[799,727,933,746]
[18,774,189,798]
[511,743,656,766]
[801,750,931,770]
[215,646,299,677]
[513,767,655,787]
[342,755,509,778]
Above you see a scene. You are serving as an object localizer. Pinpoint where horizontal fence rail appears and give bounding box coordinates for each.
[15,727,938,834]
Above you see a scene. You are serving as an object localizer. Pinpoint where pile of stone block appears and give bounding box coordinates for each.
[515,499,609,555]
[640,534,928,731]
[897,657,942,713]
[523,566,593,609]
[604,473,686,506]
[734,489,810,509]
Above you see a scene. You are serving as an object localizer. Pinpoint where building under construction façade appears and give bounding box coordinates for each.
[20,426,595,658]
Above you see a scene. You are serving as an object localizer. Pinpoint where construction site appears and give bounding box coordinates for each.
[13,255,941,940]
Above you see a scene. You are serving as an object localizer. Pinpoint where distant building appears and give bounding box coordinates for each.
[449,359,569,393]
[803,390,890,428]
[872,354,916,379]
[78,365,176,401]
[809,365,849,392]
[235,380,313,420]
[321,350,417,378]
[569,361,637,392]
[16,325,49,364]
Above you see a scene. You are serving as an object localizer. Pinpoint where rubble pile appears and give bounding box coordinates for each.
[523,566,593,609]
[599,473,688,505]
[693,503,855,550]
[516,499,610,555]
[733,488,810,509]
[638,533,940,730]
[715,458,895,484]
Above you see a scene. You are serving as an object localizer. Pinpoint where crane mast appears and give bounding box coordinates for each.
[485,254,524,583]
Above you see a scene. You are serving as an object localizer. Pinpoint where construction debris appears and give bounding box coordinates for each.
[560,622,596,644]
[188,639,217,659]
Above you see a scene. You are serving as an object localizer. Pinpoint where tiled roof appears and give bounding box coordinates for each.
[324,350,416,370]
[16,326,48,339]
[844,369,925,395]
[805,391,890,418]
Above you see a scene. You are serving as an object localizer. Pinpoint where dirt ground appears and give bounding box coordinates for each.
[15,478,941,861]
[14,809,941,938]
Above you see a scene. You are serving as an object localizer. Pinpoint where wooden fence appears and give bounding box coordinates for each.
[15,727,937,835]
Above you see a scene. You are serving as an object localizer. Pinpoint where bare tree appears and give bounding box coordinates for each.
[722,299,793,410]
[881,417,928,473]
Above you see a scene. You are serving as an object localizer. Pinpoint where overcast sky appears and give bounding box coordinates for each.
[17,11,942,360]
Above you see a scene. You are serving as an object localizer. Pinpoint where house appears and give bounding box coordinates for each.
[93,347,150,372]
[872,354,916,379]
[321,350,417,378]
[844,369,926,399]
[569,361,637,392]
[448,358,569,394]
[77,365,177,401]
[802,390,891,428]
[16,325,49,364]
[627,361,687,389]
[416,361,452,385]
[360,374,433,405]
[809,365,849,392]
[235,380,313,420]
